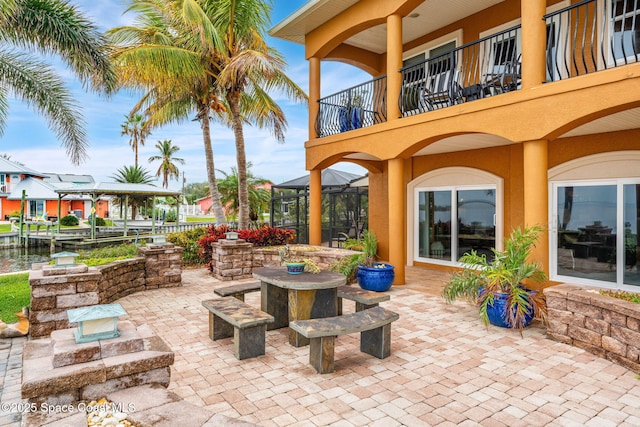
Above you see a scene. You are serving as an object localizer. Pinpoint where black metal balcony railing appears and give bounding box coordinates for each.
[315,76,387,138]
[400,25,522,117]
[544,0,640,82]
[314,0,640,137]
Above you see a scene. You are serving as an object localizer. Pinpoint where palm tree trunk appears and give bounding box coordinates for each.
[228,92,250,230]
[134,134,139,167]
[200,107,227,225]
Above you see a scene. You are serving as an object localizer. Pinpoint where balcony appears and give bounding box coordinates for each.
[314,0,640,138]
[315,77,387,138]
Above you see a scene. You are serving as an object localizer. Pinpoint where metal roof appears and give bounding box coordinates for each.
[0,156,46,177]
[55,182,181,197]
[7,177,58,200]
[43,173,95,184]
[275,169,364,189]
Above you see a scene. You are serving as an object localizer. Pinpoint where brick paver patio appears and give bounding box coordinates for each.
[1,266,640,426]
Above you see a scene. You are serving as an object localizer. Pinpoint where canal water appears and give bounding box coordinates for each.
[0,246,52,274]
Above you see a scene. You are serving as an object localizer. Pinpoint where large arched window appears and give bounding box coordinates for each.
[407,167,503,266]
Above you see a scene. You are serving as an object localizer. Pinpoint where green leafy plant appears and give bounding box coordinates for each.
[167,227,208,265]
[330,230,380,282]
[75,244,140,266]
[60,215,79,226]
[442,225,548,332]
[278,245,320,274]
[87,216,106,226]
[599,289,640,304]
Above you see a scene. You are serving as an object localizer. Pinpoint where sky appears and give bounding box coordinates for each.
[2,0,368,191]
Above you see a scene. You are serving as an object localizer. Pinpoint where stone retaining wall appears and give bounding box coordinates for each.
[209,241,357,281]
[29,243,183,339]
[544,284,640,373]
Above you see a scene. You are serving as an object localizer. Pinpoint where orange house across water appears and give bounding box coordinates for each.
[0,157,108,221]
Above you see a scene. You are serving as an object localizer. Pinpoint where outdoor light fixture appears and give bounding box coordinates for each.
[225,231,239,240]
[51,251,79,267]
[67,303,128,343]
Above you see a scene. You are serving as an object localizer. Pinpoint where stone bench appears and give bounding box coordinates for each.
[289,306,399,374]
[214,281,261,301]
[337,285,390,314]
[202,297,274,360]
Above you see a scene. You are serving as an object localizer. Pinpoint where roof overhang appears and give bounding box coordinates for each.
[54,182,181,198]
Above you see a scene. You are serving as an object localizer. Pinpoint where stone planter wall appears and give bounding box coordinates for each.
[210,240,254,281]
[209,241,358,281]
[544,284,640,373]
[29,243,183,339]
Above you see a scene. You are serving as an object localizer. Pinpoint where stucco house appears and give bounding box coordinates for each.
[0,157,107,220]
[270,0,640,292]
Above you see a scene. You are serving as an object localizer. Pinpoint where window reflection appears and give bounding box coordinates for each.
[623,184,640,286]
[557,185,617,283]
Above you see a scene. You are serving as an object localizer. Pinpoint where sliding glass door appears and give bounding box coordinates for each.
[552,180,640,289]
[416,186,496,263]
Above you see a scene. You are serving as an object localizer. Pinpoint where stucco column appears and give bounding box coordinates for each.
[521,0,547,89]
[309,168,322,246]
[309,57,321,139]
[387,14,402,121]
[523,139,549,275]
[388,158,405,285]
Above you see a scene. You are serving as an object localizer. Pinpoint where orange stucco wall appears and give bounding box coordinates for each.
[301,0,640,284]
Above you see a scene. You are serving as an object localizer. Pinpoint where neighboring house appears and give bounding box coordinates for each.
[270,0,640,291]
[0,157,107,220]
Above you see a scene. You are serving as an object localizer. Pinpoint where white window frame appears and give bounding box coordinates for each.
[548,150,640,290]
[402,31,462,114]
[407,167,503,267]
[414,185,497,265]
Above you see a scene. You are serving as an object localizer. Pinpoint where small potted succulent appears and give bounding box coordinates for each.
[278,245,320,274]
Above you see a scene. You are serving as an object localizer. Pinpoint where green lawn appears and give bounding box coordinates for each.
[0,273,30,324]
[186,216,216,223]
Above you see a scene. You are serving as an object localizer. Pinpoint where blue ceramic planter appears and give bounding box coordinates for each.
[285,262,306,274]
[357,263,394,292]
[486,291,535,328]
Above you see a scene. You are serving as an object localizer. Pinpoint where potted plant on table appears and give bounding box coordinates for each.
[278,245,320,274]
[441,225,548,332]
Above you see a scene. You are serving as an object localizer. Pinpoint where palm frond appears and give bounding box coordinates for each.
[0,50,87,164]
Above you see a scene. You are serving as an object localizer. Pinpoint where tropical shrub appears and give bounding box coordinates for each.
[167,227,208,265]
[165,210,177,222]
[60,215,79,226]
[87,216,106,226]
[198,225,295,265]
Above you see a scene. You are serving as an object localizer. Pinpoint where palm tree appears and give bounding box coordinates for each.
[0,0,116,164]
[210,0,307,229]
[108,0,306,229]
[121,113,151,166]
[110,165,154,219]
[108,0,229,225]
[217,163,271,226]
[149,139,184,188]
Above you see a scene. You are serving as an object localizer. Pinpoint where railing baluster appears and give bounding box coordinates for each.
[315,2,639,136]
[315,76,387,138]
[545,0,639,82]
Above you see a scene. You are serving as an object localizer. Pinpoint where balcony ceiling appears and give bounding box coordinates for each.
[271,0,504,53]
[342,107,640,160]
